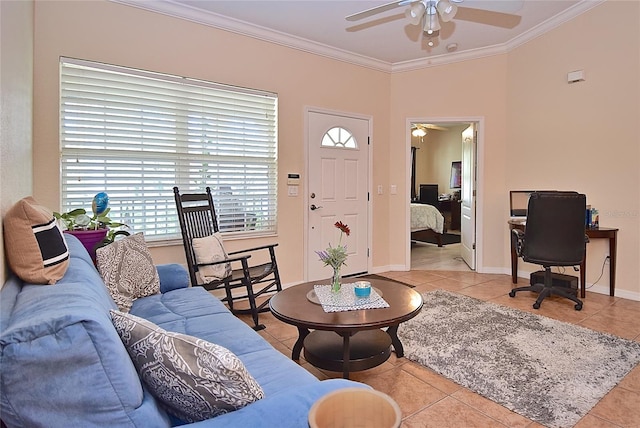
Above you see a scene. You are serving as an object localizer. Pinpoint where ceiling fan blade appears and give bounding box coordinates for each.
[346,0,415,22]
[450,0,524,14]
[425,124,449,131]
[412,123,450,132]
[454,6,521,29]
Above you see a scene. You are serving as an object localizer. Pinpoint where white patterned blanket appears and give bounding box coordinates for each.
[410,203,444,234]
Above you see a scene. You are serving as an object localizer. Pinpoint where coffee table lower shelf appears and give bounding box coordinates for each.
[303,329,392,379]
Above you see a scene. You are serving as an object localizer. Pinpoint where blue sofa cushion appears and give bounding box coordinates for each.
[0,234,170,427]
[110,310,264,423]
[130,287,322,397]
[185,379,370,428]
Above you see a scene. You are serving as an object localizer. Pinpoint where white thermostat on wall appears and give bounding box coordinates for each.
[567,70,585,84]
[287,173,300,185]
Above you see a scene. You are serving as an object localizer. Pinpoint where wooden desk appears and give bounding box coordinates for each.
[508,220,618,298]
[439,199,461,230]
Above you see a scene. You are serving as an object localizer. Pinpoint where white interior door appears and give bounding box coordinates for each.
[460,124,476,269]
[306,110,369,282]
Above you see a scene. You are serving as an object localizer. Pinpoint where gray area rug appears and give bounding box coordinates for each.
[398,290,640,428]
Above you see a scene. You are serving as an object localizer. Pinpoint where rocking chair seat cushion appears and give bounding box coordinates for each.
[192,233,232,282]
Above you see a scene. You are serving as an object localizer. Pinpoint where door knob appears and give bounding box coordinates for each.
[310,204,323,211]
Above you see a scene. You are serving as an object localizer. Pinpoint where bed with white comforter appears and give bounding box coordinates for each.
[410,203,445,246]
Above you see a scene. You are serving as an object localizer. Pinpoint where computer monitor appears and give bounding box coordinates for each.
[509,191,534,218]
[419,184,439,206]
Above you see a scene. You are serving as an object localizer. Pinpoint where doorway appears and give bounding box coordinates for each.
[407,118,483,272]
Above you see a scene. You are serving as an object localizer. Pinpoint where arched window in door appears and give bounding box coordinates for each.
[321,127,357,148]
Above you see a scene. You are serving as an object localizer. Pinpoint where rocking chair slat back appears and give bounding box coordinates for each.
[173,186,282,330]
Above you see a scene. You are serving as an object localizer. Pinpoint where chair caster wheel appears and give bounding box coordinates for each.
[533,302,540,309]
[575,303,583,311]
[509,291,516,298]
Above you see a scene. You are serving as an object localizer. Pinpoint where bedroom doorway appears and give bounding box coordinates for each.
[408,119,480,272]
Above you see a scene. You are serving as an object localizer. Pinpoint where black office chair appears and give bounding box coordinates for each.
[173,186,282,330]
[509,191,587,311]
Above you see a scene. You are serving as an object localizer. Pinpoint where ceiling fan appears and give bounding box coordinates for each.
[346,0,524,47]
[411,123,449,137]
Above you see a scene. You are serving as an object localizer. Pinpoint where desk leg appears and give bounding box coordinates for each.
[580,260,586,299]
[609,234,617,297]
[292,326,309,361]
[510,232,518,284]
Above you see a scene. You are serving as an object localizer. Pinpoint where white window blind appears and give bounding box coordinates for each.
[60,58,278,241]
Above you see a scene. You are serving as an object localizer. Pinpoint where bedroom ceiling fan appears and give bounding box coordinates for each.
[411,123,449,141]
[412,123,449,135]
[347,0,524,47]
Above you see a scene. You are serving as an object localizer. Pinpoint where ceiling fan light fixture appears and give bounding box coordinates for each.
[412,127,427,137]
[405,1,426,25]
[436,0,458,22]
[423,11,441,34]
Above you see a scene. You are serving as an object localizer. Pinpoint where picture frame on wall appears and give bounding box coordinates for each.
[450,161,462,189]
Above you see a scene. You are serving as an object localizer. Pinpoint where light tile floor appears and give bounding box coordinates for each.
[242,268,640,428]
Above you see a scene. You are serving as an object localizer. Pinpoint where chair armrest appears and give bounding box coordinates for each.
[197,254,251,269]
[227,243,278,256]
[156,263,190,293]
[511,229,525,257]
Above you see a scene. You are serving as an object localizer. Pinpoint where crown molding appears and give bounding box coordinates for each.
[110,0,604,74]
[110,0,394,72]
[505,0,605,52]
[392,43,509,72]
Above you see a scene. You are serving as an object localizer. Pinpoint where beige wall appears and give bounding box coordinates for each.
[391,54,510,272]
[31,0,391,285]
[20,0,640,299]
[413,125,465,195]
[1,0,34,285]
[505,0,639,298]
[391,1,639,298]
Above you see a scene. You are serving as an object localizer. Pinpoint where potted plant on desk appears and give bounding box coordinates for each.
[54,192,129,260]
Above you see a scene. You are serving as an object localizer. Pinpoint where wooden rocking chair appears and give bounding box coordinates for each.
[173,186,282,330]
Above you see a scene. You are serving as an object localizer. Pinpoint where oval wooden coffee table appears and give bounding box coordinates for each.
[269,278,423,379]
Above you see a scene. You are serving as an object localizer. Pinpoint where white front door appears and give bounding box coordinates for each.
[460,124,476,269]
[306,110,370,282]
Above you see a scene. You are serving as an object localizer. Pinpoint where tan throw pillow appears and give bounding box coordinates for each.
[96,233,160,312]
[3,197,70,284]
[110,310,264,422]
[192,233,232,283]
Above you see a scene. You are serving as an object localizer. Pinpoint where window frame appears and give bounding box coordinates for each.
[59,57,278,243]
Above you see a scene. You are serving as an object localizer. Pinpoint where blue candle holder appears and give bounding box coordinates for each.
[353,281,371,298]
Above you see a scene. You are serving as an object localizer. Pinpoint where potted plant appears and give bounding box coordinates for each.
[54,192,129,260]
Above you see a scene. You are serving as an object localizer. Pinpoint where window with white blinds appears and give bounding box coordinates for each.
[60,58,278,241]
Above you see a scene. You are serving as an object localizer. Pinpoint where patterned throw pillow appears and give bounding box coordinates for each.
[96,233,160,312]
[110,310,264,422]
[3,197,69,284]
[192,233,232,283]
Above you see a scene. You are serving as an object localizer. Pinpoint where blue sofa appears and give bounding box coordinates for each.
[0,234,364,427]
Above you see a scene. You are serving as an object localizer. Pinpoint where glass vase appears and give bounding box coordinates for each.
[331,266,342,293]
